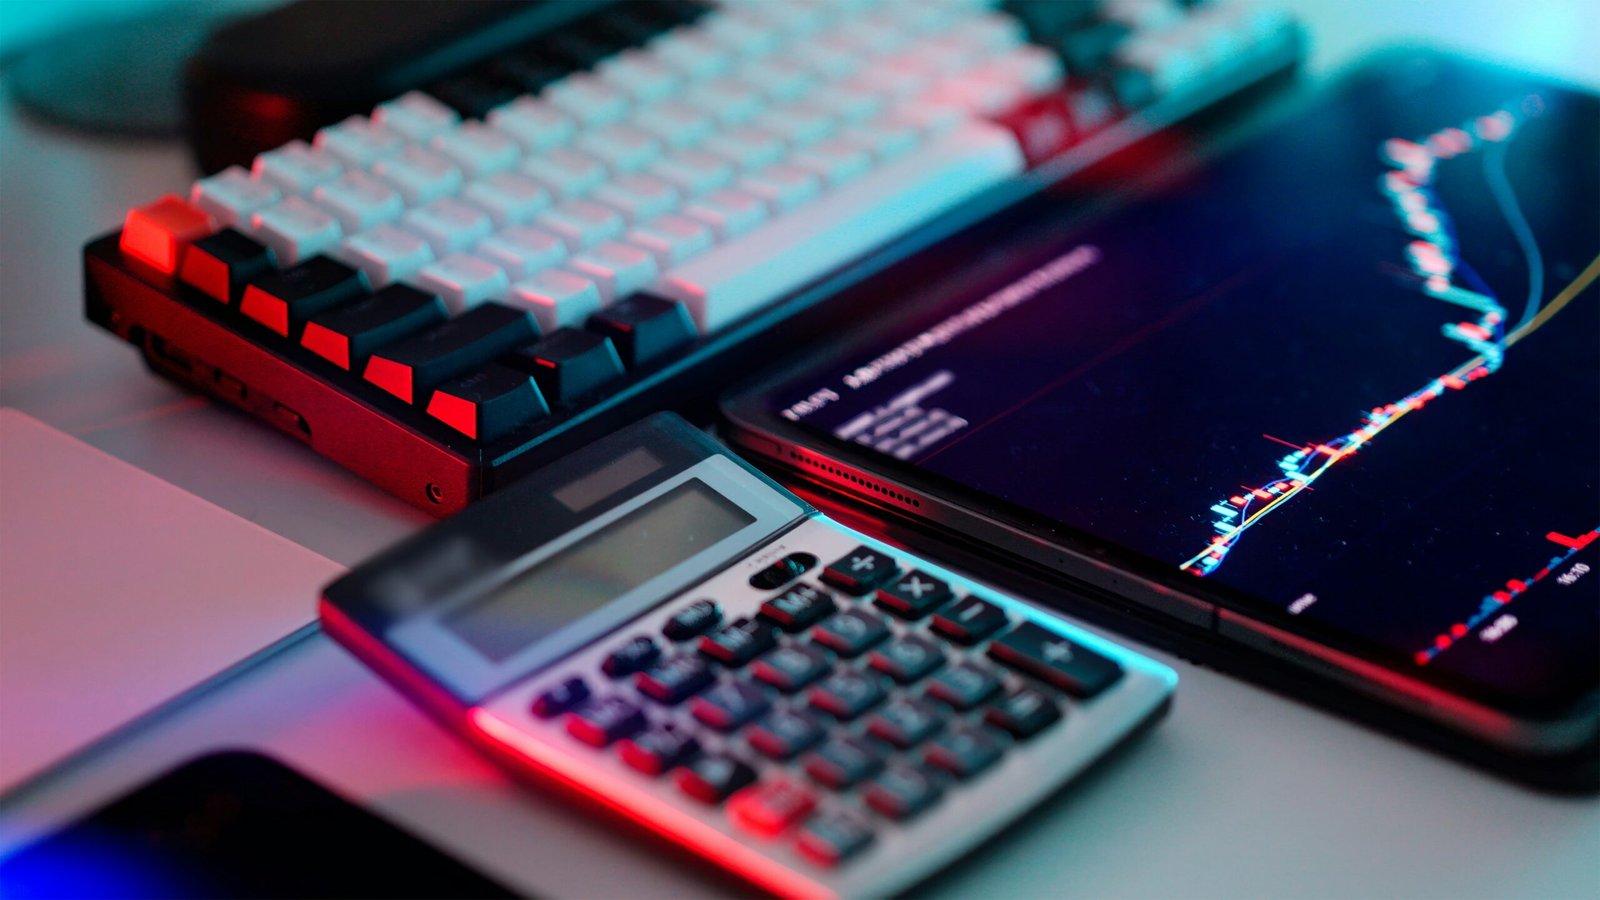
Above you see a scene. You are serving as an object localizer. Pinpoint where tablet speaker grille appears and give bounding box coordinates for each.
[786,449,922,510]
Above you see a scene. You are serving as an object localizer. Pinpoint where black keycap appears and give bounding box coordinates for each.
[179,228,275,305]
[745,708,826,760]
[698,617,778,668]
[675,753,756,804]
[566,695,647,747]
[811,609,890,659]
[1056,20,1131,73]
[727,777,817,838]
[867,634,945,685]
[531,676,589,719]
[301,284,447,371]
[691,680,771,732]
[796,809,875,867]
[428,73,519,119]
[820,546,898,595]
[923,725,1006,780]
[600,635,660,678]
[503,327,625,405]
[863,765,943,821]
[618,721,700,775]
[988,622,1123,698]
[1001,0,1100,42]
[240,255,368,338]
[532,30,617,69]
[866,697,944,749]
[984,687,1063,740]
[758,583,836,633]
[748,552,816,591]
[483,54,565,93]
[365,302,539,404]
[425,364,549,442]
[802,736,884,790]
[1105,66,1158,112]
[636,655,715,705]
[925,662,1003,711]
[807,668,887,721]
[752,644,831,693]
[588,294,697,368]
[663,599,721,641]
[874,569,952,620]
[930,595,1009,646]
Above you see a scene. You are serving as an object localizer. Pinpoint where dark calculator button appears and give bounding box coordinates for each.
[240,255,368,338]
[566,695,647,747]
[984,687,1063,740]
[867,634,945,685]
[820,546,899,595]
[930,595,1010,646]
[618,721,700,776]
[728,778,818,838]
[865,697,944,749]
[811,609,890,659]
[636,655,715,705]
[874,570,952,620]
[988,622,1123,698]
[925,662,1003,711]
[301,284,448,371]
[365,302,539,404]
[748,552,817,591]
[863,765,943,821]
[758,583,836,633]
[601,635,661,678]
[663,598,721,641]
[752,644,831,694]
[698,617,778,668]
[746,708,826,761]
[675,753,757,804]
[179,228,275,305]
[426,364,549,442]
[923,725,1007,780]
[802,736,885,790]
[691,680,771,732]
[503,327,625,406]
[531,676,589,719]
[796,809,875,867]
[587,294,697,368]
[807,669,887,721]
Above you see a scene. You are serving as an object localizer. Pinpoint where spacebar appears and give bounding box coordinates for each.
[654,121,1025,334]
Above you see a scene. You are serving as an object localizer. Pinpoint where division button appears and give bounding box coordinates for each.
[586,294,697,369]
[363,302,539,404]
[983,687,1063,740]
[663,599,722,641]
[807,668,887,721]
[600,635,661,678]
[727,778,818,838]
[745,708,826,760]
[566,696,647,748]
[862,765,943,821]
[178,228,276,305]
[757,583,837,633]
[425,364,549,442]
[802,736,885,790]
[751,643,831,694]
[698,617,778,668]
[795,809,876,867]
[531,676,589,719]
[239,256,368,338]
[929,595,1010,645]
[502,328,626,406]
[635,655,716,705]
[820,546,899,595]
[922,725,1006,780]
[675,753,757,804]
[867,634,945,685]
[987,622,1123,698]
[301,284,448,372]
[874,570,953,620]
[691,680,771,732]
[618,721,700,776]
[924,662,1003,711]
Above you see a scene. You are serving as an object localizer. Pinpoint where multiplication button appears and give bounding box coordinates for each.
[874,570,952,619]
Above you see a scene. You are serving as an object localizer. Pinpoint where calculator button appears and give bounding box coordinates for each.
[988,622,1123,698]
[531,676,589,719]
[923,725,1006,780]
[745,709,826,761]
[930,596,1010,646]
[566,696,647,747]
[924,662,1003,711]
[748,552,817,591]
[618,721,700,776]
[676,753,757,804]
[698,617,778,668]
[874,570,953,620]
[239,256,368,339]
[691,680,771,732]
[866,697,945,750]
[984,687,1063,740]
[867,635,945,685]
[586,294,697,368]
[796,809,875,867]
[728,778,817,838]
[820,546,899,595]
[863,765,943,821]
[601,636,661,677]
[502,328,625,406]
[757,583,837,633]
[752,644,830,694]
[811,609,890,659]
[663,599,722,641]
[635,655,716,705]
[802,736,885,790]
[807,669,887,721]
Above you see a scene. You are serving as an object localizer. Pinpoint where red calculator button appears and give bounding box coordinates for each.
[120,195,217,274]
[727,778,817,838]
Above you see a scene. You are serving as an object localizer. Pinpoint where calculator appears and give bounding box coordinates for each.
[321,413,1176,897]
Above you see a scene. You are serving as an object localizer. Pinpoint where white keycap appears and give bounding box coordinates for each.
[831,19,910,54]
[401,198,494,256]
[595,49,684,104]
[576,124,664,174]
[847,122,923,163]
[250,196,342,266]
[252,140,344,195]
[1103,0,1184,31]
[792,138,874,186]
[844,59,936,99]
[411,254,511,313]
[682,188,767,240]
[955,12,1028,51]
[372,146,464,206]
[475,225,568,280]
[648,149,736,197]
[333,224,434,287]
[536,199,626,251]
[488,98,578,153]
[625,214,715,268]
[314,116,405,167]
[311,171,405,232]
[887,102,966,136]
[682,78,764,125]
[920,74,1026,117]
[655,120,1024,333]
[509,269,604,332]
[790,35,863,80]
[191,166,280,228]
[649,30,736,81]
[701,10,786,58]
[544,73,631,127]
[565,241,659,303]
[592,174,681,224]
[737,59,818,102]
[431,122,522,179]
[810,85,888,124]
[738,163,822,212]
[750,106,838,149]
[708,127,786,171]
[976,44,1066,94]
[462,171,551,228]
[633,101,716,149]
[374,91,459,142]
[520,148,609,199]
[1115,32,1206,96]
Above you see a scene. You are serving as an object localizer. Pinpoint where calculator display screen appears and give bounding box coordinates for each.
[445,480,754,662]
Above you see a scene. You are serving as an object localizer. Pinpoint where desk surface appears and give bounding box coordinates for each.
[2,1,1597,896]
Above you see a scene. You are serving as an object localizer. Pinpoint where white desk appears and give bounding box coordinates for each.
[2,1,1597,896]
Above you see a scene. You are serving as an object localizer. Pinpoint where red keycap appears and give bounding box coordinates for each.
[119,195,217,274]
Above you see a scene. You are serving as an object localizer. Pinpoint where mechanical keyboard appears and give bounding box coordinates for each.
[84,0,1303,514]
